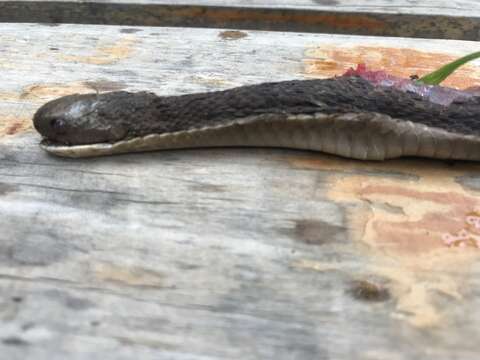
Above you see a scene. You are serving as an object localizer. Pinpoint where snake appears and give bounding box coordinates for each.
[32,75,480,160]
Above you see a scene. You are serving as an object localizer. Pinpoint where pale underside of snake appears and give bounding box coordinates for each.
[33,71,480,161]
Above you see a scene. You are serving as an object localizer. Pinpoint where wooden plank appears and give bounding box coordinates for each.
[2,23,480,359]
[0,0,479,40]
[18,0,480,15]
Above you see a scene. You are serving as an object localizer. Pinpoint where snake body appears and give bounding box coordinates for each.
[33,76,480,160]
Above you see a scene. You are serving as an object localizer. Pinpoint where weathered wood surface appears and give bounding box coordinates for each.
[2,23,480,359]
[1,0,480,39]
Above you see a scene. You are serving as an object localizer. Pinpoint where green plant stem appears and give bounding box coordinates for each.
[418,51,480,85]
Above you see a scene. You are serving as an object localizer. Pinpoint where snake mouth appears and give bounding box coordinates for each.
[40,138,109,147]
[39,138,119,157]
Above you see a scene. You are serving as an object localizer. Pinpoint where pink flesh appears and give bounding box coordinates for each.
[342,64,476,106]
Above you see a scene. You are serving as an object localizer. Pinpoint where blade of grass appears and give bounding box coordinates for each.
[418,51,480,85]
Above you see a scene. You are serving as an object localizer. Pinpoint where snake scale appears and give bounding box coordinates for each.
[33,76,480,160]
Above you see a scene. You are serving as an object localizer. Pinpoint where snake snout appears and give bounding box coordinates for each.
[33,93,127,145]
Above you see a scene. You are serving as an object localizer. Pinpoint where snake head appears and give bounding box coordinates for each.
[33,92,129,145]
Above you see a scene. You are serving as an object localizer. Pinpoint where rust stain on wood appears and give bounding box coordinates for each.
[287,154,480,327]
[60,36,136,65]
[330,176,480,254]
[0,90,25,102]
[304,45,480,88]
[174,7,385,32]
[289,155,480,254]
[20,82,95,101]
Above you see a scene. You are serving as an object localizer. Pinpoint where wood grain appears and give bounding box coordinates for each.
[1,23,480,359]
[0,0,479,39]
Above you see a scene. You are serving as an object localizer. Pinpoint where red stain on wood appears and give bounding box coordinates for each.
[0,116,32,137]
[304,46,480,89]
[5,122,23,135]
[355,183,480,254]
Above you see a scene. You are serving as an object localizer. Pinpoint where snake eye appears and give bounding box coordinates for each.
[49,118,64,129]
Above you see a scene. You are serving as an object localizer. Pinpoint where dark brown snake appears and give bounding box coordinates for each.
[33,76,480,160]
